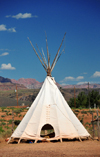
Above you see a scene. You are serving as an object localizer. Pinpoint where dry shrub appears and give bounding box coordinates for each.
[1,129,12,139]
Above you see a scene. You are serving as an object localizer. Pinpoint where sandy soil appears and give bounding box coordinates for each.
[0,140,100,157]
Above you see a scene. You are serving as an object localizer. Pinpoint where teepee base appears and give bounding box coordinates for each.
[7,137,12,144]
[78,137,82,142]
[60,138,62,143]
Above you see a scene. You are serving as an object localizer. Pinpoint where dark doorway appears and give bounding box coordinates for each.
[40,124,55,138]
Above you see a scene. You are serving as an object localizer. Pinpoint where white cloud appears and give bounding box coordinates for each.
[0,52,9,56]
[64,76,74,81]
[0,24,7,31]
[92,71,100,78]
[8,27,16,32]
[6,13,38,19]
[76,76,84,81]
[0,63,15,70]
[0,49,15,51]
[60,75,84,84]
[0,24,16,32]
[77,81,88,85]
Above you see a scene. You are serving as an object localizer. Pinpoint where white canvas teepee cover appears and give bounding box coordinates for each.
[10,76,90,142]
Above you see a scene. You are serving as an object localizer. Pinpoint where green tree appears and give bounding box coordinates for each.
[97,100,100,107]
[89,90,100,108]
[77,92,87,108]
[68,97,75,108]
[68,90,100,109]
[68,97,79,108]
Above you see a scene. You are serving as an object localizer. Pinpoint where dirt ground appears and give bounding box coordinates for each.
[0,140,100,157]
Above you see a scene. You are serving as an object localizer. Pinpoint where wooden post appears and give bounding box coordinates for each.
[88,82,90,109]
[74,86,76,108]
[97,109,100,141]
[12,109,14,133]
[92,112,95,139]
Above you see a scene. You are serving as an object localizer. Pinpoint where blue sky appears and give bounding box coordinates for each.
[0,0,100,85]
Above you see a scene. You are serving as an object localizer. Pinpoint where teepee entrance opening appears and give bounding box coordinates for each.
[40,124,55,138]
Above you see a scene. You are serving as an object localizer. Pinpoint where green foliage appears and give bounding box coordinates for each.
[80,118,83,124]
[81,111,87,114]
[69,90,100,108]
[0,119,6,122]
[2,129,12,138]
[6,112,9,116]
[1,122,6,125]
[8,119,12,124]
[85,122,90,126]
[94,115,97,119]
[68,98,75,108]
[74,112,78,116]
[88,110,95,114]
[5,126,10,129]
[14,120,21,125]
[77,92,88,108]
[1,115,6,117]
[88,90,100,108]
[74,109,79,112]
[1,107,6,112]
[0,126,4,132]
[14,108,24,115]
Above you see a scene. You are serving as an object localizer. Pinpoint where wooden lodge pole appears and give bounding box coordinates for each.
[97,109,100,141]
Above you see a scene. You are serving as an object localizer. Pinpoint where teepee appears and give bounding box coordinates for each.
[8,33,90,144]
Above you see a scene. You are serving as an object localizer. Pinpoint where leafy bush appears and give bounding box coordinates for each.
[5,112,8,116]
[94,115,97,119]
[85,122,90,126]
[8,119,12,124]
[1,122,6,125]
[5,126,10,129]
[81,111,87,114]
[74,109,79,112]
[74,112,78,116]
[1,115,6,117]
[2,129,12,138]
[14,108,24,116]
[88,110,95,114]
[80,118,83,124]
[0,119,6,122]
[14,120,21,125]
[0,126,4,132]
[1,107,6,112]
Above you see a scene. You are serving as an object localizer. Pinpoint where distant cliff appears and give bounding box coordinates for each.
[1,76,100,90]
[11,78,42,89]
[0,76,26,91]
[0,76,11,83]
